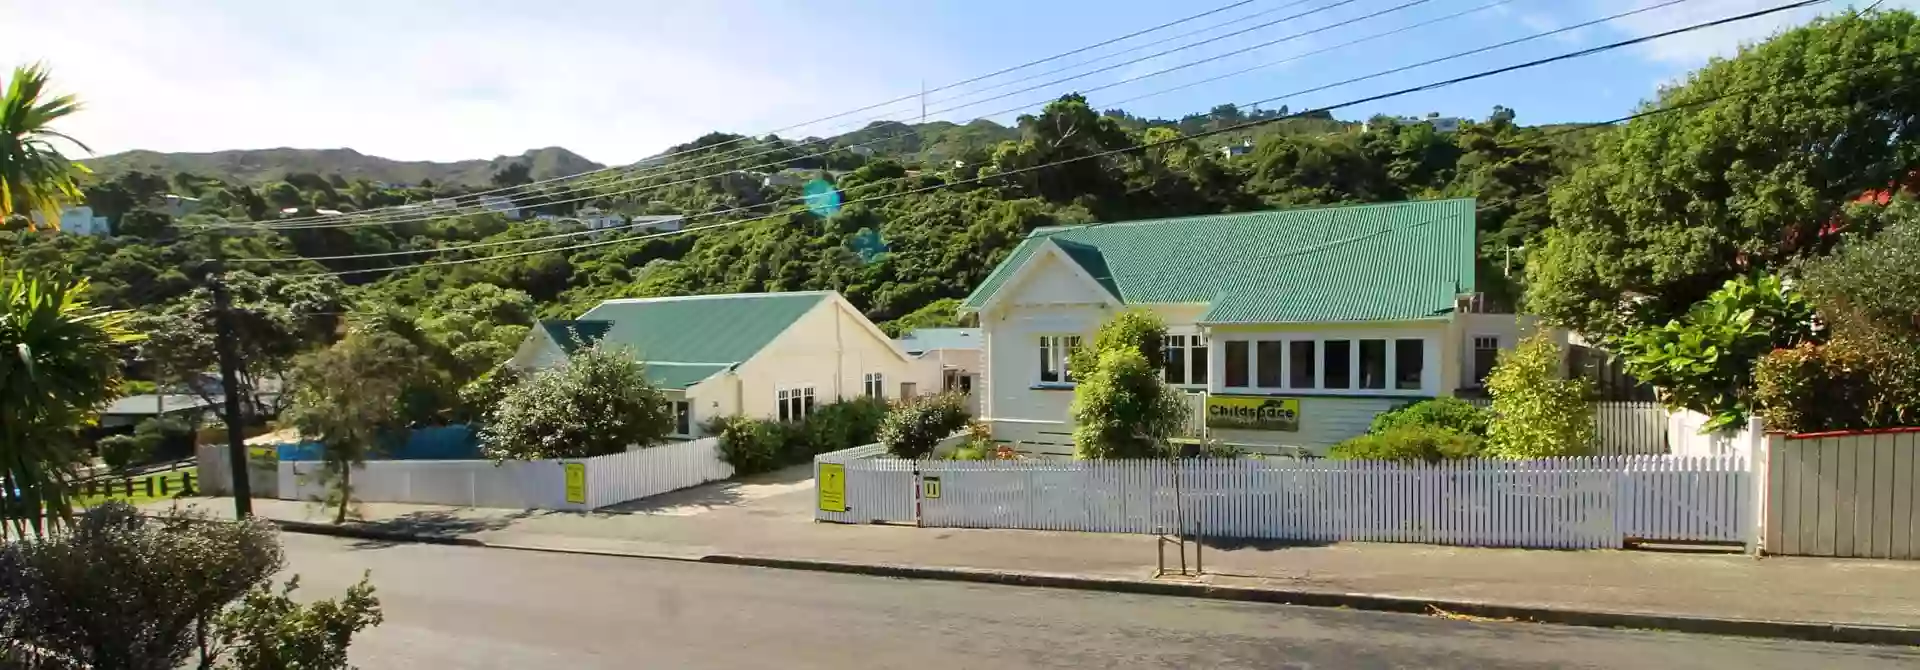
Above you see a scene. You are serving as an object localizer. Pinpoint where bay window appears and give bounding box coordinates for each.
[1224,341,1249,388]
[1395,338,1425,390]
[1358,339,1387,390]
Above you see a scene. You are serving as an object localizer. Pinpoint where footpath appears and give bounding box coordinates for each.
[148,466,1920,646]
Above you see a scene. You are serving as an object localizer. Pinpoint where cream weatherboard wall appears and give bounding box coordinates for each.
[732,295,940,419]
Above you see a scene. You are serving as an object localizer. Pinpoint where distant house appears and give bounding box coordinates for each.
[576,207,626,231]
[897,327,982,414]
[1365,115,1467,133]
[511,291,939,438]
[160,194,202,217]
[629,215,684,232]
[100,394,218,429]
[1219,140,1255,160]
[479,194,522,220]
[958,199,1543,456]
[762,169,818,188]
[29,205,110,236]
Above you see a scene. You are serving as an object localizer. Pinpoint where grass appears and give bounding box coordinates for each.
[71,467,201,509]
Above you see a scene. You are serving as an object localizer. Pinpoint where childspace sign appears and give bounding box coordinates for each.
[1206,396,1301,431]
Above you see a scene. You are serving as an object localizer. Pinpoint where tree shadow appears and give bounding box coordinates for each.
[343,509,536,550]
[1194,535,1338,552]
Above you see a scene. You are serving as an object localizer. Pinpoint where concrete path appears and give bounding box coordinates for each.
[284,533,1920,670]
[152,464,1920,632]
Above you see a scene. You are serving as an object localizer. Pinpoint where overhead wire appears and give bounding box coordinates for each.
[224,0,1408,231]
[245,0,1273,227]
[244,0,1830,278]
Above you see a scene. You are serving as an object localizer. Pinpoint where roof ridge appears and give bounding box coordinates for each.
[598,290,833,305]
[1024,198,1475,237]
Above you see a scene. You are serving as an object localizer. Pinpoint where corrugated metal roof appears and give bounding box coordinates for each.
[897,327,981,353]
[538,291,830,389]
[960,199,1476,323]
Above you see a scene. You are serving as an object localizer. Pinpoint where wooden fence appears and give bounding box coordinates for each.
[1764,431,1920,559]
[821,453,1752,550]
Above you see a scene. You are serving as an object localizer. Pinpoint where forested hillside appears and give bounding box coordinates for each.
[80,146,604,188]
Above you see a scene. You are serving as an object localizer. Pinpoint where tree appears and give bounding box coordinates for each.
[1069,311,1186,459]
[135,271,347,422]
[1485,331,1595,459]
[115,208,175,238]
[282,329,428,523]
[1525,11,1920,337]
[480,344,672,460]
[0,272,139,539]
[0,63,91,227]
[491,161,532,188]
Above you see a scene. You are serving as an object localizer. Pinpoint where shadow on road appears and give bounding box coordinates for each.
[1196,535,1337,552]
[344,509,536,550]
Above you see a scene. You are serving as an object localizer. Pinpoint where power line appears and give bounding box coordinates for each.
[244,0,1269,227]
[255,0,1825,277]
[224,0,1404,231]
[208,0,1445,232]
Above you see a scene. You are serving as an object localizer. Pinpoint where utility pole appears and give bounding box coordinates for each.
[207,255,253,517]
[920,80,927,124]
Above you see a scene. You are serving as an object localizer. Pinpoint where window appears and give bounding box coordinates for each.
[1038,335,1081,384]
[1164,335,1188,384]
[1472,336,1500,385]
[1358,339,1387,390]
[863,372,885,399]
[1256,340,1285,388]
[777,387,816,422]
[1289,341,1315,388]
[900,382,917,399]
[1395,339,1424,390]
[1224,341,1249,388]
[1323,339,1352,389]
[1162,334,1209,386]
[671,400,692,437]
[1191,337,1209,385]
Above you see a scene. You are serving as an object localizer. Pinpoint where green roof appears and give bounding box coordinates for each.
[538,291,831,389]
[960,199,1477,324]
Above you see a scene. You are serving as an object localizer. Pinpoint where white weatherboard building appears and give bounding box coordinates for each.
[511,291,939,438]
[959,199,1540,456]
[897,327,982,414]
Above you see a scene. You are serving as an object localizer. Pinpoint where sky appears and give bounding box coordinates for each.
[4,0,1907,166]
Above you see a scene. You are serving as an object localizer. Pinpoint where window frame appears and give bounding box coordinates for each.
[1471,335,1501,386]
[863,372,885,400]
[1162,333,1210,388]
[776,386,817,422]
[670,399,693,437]
[1211,331,1433,397]
[1036,334,1083,387]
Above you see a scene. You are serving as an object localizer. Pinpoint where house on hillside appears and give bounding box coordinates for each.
[897,327,983,414]
[30,205,110,236]
[510,291,939,438]
[958,199,1544,456]
[479,194,522,220]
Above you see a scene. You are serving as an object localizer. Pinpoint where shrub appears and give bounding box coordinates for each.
[1067,308,1165,374]
[480,344,672,461]
[1754,334,1920,433]
[0,501,382,670]
[801,396,889,459]
[706,415,785,476]
[1611,274,1816,432]
[1071,348,1186,459]
[1486,331,1595,459]
[96,434,147,472]
[709,398,894,475]
[1368,397,1489,437]
[878,392,971,459]
[1329,426,1486,462]
[132,415,196,462]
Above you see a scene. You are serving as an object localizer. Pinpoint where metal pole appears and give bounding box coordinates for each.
[208,260,253,517]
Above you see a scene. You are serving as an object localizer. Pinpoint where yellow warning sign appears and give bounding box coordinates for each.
[564,463,587,504]
[818,463,847,512]
[922,476,941,499]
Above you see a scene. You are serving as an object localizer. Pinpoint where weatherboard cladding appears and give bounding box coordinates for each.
[539,291,830,388]
[960,199,1476,323]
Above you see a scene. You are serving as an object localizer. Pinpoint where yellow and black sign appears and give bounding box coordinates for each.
[1206,396,1301,432]
[922,476,942,499]
[818,463,847,512]
[563,463,587,504]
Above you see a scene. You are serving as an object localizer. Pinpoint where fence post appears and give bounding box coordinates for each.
[124,478,134,498]
[144,477,156,498]
[1744,419,1768,556]
[182,472,196,496]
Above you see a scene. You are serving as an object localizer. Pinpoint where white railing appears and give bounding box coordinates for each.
[820,454,1753,550]
[278,438,733,511]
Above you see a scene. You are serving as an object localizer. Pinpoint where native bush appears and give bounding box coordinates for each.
[1367,397,1490,437]
[1329,425,1486,462]
[1486,331,1595,458]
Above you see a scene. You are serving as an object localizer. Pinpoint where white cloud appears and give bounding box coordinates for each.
[1603,0,1920,66]
[0,0,916,164]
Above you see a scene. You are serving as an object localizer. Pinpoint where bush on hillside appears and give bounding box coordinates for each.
[1328,426,1485,463]
[878,392,971,459]
[1367,397,1490,437]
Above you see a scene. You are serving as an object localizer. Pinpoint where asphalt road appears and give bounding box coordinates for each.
[280,533,1920,669]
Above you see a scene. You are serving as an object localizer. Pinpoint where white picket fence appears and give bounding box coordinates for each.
[280,437,730,511]
[814,443,916,524]
[819,453,1753,550]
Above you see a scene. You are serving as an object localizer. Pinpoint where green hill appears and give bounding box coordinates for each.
[79,146,605,187]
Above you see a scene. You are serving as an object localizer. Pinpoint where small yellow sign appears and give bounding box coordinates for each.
[818,463,847,512]
[563,463,587,504]
[1206,396,1302,431]
[922,476,941,499]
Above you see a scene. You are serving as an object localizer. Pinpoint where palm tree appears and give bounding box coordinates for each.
[0,63,91,229]
[0,272,141,538]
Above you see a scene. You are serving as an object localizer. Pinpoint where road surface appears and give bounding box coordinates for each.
[280,533,1920,669]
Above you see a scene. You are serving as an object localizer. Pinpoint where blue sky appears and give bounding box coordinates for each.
[3,0,1902,165]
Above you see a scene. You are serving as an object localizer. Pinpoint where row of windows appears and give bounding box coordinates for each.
[1220,338,1424,391]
